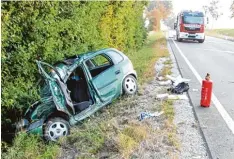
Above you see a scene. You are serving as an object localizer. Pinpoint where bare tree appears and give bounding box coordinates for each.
[203,0,223,28]
[203,0,223,20]
[203,6,209,15]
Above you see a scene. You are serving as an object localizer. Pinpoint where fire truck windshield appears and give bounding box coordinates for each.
[183,16,204,25]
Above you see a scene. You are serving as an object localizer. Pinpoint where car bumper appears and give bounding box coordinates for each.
[17,118,44,136]
[178,32,205,40]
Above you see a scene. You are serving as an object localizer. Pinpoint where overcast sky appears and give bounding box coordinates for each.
[172,0,234,28]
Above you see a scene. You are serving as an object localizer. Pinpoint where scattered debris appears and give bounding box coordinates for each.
[156,76,165,81]
[166,75,190,87]
[158,80,171,86]
[156,93,169,100]
[139,111,164,121]
[156,93,188,100]
[168,82,189,94]
[155,75,190,94]
[168,95,188,100]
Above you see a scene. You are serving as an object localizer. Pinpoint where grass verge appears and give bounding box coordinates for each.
[126,31,169,84]
[118,124,149,158]
[206,29,234,38]
[161,100,180,150]
[160,65,172,77]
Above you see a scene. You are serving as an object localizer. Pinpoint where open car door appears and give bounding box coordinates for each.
[36,61,75,115]
[85,54,120,103]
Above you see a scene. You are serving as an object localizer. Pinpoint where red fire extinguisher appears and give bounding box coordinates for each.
[200,73,213,107]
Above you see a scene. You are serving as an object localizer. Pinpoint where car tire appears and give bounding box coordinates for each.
[123,75,138,95]
[176,34,182,42]
[198,39,205,43]
[44,117,70,141]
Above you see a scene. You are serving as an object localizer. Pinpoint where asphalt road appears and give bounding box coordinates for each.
[167,30,234,159]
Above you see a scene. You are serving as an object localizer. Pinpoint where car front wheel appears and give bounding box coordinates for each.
[123,75,138,95]
[44,117,70,141]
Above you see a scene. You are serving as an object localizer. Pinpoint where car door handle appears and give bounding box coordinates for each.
[115,70,120,75]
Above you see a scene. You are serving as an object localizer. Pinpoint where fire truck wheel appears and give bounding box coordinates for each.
[198,39,205,43]
[176,35,182,42]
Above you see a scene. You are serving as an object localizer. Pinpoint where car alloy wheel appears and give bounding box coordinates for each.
[44,117,70,141]
[123,75,137,95]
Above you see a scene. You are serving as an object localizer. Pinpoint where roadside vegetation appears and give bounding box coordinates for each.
[127,31,168,84]
[1,133,60,159]
[206,29,234,38]
[158,57,180,154]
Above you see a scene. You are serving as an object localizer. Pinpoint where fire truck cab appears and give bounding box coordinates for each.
[174,10,205,43]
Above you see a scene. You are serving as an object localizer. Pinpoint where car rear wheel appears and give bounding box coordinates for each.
[44,117,70,141]
[123,75,138,95]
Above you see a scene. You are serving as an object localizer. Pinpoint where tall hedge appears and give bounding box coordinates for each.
[1,1,147,130]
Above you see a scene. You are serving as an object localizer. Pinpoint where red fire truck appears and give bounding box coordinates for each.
[174,10,206,43]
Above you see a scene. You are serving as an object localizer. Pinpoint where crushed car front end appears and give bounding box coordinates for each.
[16,96,56,136]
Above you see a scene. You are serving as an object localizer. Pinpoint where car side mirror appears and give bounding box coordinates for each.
[174,23,177,29]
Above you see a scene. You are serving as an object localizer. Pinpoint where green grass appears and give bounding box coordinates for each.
[62,122,105,155]
[118,125,148,158]
[1,133,60,159]
[206,29,234,38]
[161,100,174,122]
[161,100,180,150]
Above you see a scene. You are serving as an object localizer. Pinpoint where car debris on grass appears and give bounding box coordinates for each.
[139,111,164,121]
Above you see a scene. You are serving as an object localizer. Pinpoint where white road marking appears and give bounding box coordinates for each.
[172,40,234,135]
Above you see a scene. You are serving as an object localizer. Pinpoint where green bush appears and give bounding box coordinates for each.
[1,1,147,129]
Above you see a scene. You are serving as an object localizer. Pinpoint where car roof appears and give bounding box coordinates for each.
[56,48,120,66]
[53,48,124,80]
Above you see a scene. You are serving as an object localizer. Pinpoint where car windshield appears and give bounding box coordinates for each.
[183,16,204,24]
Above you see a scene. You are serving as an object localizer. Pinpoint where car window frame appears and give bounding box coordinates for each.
[91,54,112,67]
[84,53,114,80]
[106,50,124,65]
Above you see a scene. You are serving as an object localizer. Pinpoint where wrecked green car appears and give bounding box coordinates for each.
[17,48,138,141]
